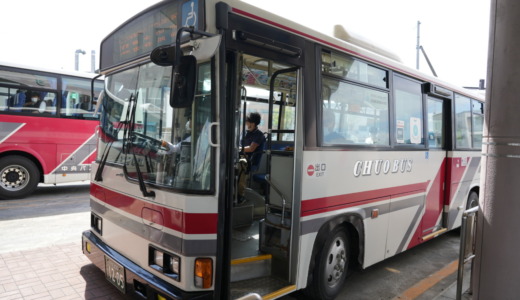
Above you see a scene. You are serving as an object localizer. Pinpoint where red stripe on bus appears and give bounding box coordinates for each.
[90,183,218,234]
[301,181,428,217]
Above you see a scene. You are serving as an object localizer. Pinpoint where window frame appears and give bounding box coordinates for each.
[318,48,391,149]
[391,73,427,150]
[453,93,483,150]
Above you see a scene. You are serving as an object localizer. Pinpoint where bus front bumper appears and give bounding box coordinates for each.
[82,230,213,300]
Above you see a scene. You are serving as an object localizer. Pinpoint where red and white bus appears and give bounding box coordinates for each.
[0,62,103,199]
[82,1,484,299]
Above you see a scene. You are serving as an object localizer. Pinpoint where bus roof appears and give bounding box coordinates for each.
[226,0,484,101]
[0,60,102,80]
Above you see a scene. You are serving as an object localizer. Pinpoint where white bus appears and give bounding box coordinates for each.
[82,1,484,299]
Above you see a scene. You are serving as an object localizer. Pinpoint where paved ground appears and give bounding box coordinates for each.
[0,241,125,300]
[0,182,473,300]
[0,183,125,300]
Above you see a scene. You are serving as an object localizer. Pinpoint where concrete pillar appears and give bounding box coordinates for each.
[473,0,520,298]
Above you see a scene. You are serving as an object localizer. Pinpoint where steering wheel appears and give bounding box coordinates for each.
[131,132,171,154]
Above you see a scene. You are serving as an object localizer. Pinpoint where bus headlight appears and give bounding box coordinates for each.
[90,213,102,234]
[153,249,164,268]
[195,258,212,289]
[149,246,180,281]
[167,255,180,274]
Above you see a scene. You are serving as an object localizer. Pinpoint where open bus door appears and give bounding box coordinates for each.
[228,53,300,299]
[216,8,306,298]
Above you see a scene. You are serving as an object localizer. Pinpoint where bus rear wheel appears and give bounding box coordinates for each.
[467,191,479,209]
[0,156,39,199]
[306,226,349,300]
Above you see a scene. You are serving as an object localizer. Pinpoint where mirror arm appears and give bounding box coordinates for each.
[175,27,216,66]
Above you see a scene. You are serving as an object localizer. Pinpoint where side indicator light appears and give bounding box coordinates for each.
[194,258,212,289]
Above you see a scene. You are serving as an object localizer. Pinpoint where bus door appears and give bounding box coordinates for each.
[420,96,449,241]
[229,52,300,298]
[223,14,305,298]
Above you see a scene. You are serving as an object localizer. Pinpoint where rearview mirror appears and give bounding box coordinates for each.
[170,55,197,108]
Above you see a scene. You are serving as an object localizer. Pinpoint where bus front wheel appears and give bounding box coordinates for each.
[306,226,349,300]
[0,156,39,199]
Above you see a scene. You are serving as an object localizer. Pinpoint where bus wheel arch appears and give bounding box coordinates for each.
[0,153,42,199]
[304,214,364,300]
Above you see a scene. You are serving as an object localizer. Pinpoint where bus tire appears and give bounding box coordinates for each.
[305,225,349,300]
[0,156,40,199]
[467,190,479,209]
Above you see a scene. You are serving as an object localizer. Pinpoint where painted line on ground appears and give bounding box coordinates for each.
[392,259,459,300]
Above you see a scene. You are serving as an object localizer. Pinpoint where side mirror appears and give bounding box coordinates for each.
[170,55,197,108]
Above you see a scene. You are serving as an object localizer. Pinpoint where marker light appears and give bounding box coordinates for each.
[195,258,213,289]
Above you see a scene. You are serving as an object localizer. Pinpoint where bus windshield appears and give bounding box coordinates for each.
[98,61,214,192]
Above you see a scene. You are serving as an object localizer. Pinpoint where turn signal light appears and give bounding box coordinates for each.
[194,258,212,289]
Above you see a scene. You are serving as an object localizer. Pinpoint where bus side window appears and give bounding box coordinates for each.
[13,90,27,111]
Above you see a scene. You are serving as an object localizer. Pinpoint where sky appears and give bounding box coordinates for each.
[0,0,490,88]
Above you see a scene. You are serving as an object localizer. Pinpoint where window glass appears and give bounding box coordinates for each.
[322,77,389,145]
[322,51,387,88]
[394,76,423,145]
[101,62,214,192]
[427,98,444,148]
[0,69,57,89]
[240,54,296,144]
[454,94,472,148]
[472,100,484,149]
[3,89,57,115]
[98,67,139,165]
[0,87,10,111]
[61,77,103,120]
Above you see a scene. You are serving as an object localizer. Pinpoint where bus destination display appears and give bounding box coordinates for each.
[101,0,204,70]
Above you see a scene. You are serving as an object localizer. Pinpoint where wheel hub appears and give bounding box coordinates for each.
[325,238,347,287]
[1,166,28,190]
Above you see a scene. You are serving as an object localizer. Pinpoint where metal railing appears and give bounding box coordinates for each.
[456,206,478,300]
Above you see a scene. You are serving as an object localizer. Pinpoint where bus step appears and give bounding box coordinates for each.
[231,276,295,300]
[421,227,448,241]
[231,254,272,282]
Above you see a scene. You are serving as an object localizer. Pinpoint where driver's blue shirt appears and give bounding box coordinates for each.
[241,128,265,169]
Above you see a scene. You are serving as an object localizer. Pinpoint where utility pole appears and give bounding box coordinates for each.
[91,50,96,73]
[75,49,86,71]
[416,20,421,70]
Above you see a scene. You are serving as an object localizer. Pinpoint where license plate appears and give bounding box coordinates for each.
[104,255,126,293]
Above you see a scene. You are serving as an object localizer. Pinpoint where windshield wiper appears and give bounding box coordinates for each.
[124,92,155,198]
[95,100,126,182]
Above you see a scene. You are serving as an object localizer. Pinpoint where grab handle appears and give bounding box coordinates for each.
[209,122,219,147]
